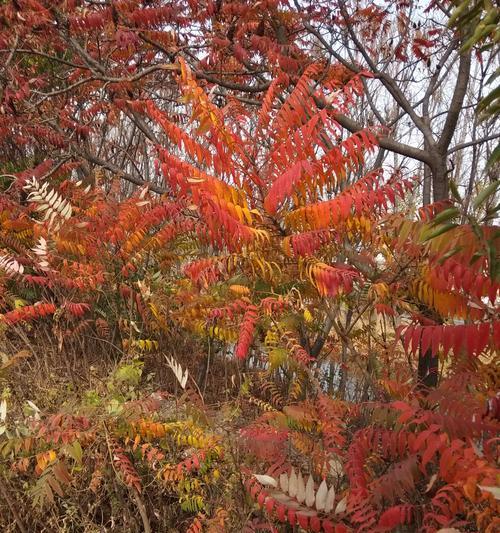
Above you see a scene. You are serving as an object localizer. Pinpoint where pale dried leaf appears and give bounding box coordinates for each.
[279,472,288,493]
[425,473,437,493]
[335,495,347,515]
[61,203,72,219]
[329,457,343,478]
[478,485,500,500]
[47,210,58,228]
[288,468,298,498]
[296,471,305,503]
[325,485,335,513]
[315,479,328,511]
[305,475,315,507]
[51,194,61,208]
[165,355,188,389]
[270,491,299,507]
[253,474,277,488]
[46,189,56,205]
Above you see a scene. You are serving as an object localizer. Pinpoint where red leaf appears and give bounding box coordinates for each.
[439,441,462,480]
[250,482,261,499]
[421,326,433,356]
[276,504,286,522]
[411,326,423,355]
[493,321,500,349]
[322,520,334,533]
[422,433,446,470]
[442,325,454,358]
[403,325,414,353]
[431,326,442,357]
[488,282,498,303]
[412,427,434,453]
[465,324,478,357]
[297,514,310,529]
[477,322,490,355]
[264,160,306,214]
[310,516,321,532]
[452,325,466,356]
[378,506,404,528]
[265,496,275,514]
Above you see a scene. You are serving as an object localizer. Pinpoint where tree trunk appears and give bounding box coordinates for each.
[423,164,432,206]
[417,345,439,391]
[418,158,449,388]
[432,156,449,202]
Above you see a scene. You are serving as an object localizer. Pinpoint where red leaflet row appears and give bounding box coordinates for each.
[402,321,500,358]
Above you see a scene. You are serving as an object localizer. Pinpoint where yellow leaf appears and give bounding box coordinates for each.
[14,299,26,309]
[269,347,287,369]
[229,285,250,296]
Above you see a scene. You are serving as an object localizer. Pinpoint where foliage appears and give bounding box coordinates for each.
[0,1,499,532]
[448,0,500,165]
[1,358,232,531]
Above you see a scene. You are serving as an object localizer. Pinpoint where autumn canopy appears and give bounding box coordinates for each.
[0,1,498,532]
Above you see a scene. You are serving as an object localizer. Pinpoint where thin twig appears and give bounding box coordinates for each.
[0,474,28,533]
[103,423,152,533]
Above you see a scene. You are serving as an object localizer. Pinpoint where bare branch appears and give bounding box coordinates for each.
[438,51,472,152]
[0,48,91,69]
[448,132,500,154]
[324,106,432,165]
[77,149,166,194]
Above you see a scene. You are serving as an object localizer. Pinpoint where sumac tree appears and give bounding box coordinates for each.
[0,1,498,532]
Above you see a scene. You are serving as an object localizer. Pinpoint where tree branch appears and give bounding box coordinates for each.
[421,39,458,109]
[0,48,91,69]
[329,109,432,165]
[437,51,472,152]
[448,132,500,154]
[337,0,435,146]
[139,33,271,93]
[302,5,436,156]
[77,149,166,194]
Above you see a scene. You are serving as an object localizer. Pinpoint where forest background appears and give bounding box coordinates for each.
[0,1,498,532]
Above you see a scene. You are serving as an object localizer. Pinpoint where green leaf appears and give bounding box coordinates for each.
[477,85,500,114]
[437,246,464,264]
[114,360,143,385]
[449,180,462,202]
[486,241,500,282]
[448,0,479,28]
[486,143,500,169]
[470,251,485,266]
[431,207,460,225]
[422,223,458,242]
[473,180,499,209]
[65,441,83,464]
